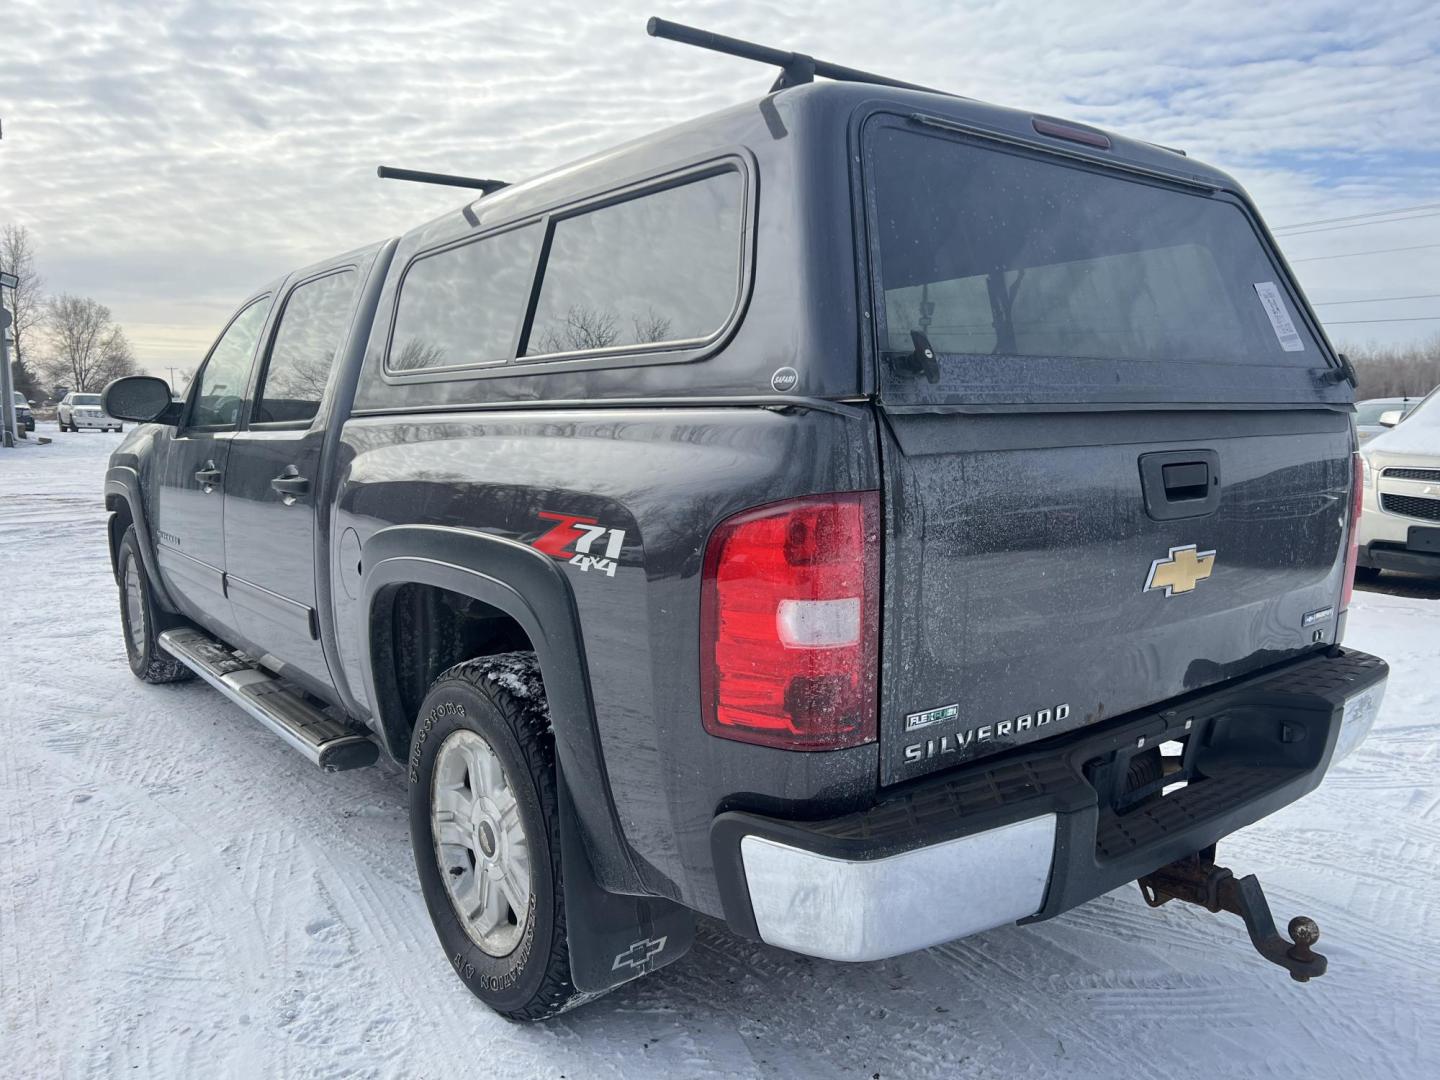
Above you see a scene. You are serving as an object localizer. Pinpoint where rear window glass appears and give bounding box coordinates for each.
[869,126,1319,367]
[74,394,101,405]
[1355,401,1395,425]
[1355,400,1415,425]
[523,171,742,357]
[389,224,541,372]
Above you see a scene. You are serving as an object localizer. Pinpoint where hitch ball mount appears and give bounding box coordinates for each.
[1138,846,1327,982]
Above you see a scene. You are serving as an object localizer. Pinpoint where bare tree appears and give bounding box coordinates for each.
[1340,335,1440,399]
[1,224,44,366]
[391,337,449,371]
[533,304,621,354]
[633,308,673,345]
[95,325,140,388]
[1,223,46,399]
[41,294,138,392]
[265,350,332,403]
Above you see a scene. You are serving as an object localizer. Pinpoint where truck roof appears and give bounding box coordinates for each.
[402,80,1245,251]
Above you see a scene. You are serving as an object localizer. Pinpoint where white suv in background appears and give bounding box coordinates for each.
[1358,387,1440,580]
[57,392,122,432]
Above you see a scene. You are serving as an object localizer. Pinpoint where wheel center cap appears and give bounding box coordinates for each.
[476,820,498,859]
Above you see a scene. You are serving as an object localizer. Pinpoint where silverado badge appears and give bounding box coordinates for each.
[1144,544,1216,597]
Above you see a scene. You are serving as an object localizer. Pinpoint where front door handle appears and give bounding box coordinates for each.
[271,470,310,505]
[195,462,223,491]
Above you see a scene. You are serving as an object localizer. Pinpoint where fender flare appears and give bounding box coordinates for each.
[104,466,179,613]
[359,524,644,895]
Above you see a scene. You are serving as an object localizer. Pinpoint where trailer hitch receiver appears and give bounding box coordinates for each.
[1138,847,1327,982]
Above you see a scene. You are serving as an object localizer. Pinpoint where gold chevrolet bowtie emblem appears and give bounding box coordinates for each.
[1144,544,1216,597]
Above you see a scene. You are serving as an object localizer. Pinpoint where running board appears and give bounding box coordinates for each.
[158,628,379,772]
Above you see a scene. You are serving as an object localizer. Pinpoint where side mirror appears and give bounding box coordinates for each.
[1377,409,1404,429]
[102,376,179,424]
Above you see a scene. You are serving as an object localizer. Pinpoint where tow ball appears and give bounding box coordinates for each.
[1137,847,1327,982]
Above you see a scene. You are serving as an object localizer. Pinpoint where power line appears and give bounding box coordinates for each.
[1323,316,1440,325]
[1291,243,1440,263]
[1277,211,1440,238]
[1273,201,1440,232]
[1312,293,1440,307]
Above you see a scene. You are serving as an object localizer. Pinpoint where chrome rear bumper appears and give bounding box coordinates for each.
[712,648,1387,964]
[741,815,1055,961]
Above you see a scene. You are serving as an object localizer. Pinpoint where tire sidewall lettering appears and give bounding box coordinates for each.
[408,701,464,784]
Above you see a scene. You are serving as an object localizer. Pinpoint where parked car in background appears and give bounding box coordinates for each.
[1358,387,1440,579]
[1354,396,1418,444]
[13,391,35,434]
[57,392,122,432]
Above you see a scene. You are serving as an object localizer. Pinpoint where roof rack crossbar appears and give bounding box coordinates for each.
[376,165,509,194]
[645,17,956,98]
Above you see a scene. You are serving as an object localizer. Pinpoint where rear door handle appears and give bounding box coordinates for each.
[270,471,310,505]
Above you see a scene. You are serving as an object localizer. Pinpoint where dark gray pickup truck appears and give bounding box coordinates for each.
[101,21,1387,1020]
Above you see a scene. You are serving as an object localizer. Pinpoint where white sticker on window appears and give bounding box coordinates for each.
[1253,282,1304,352]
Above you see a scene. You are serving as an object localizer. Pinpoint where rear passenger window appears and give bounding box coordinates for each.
[255,270,357,423]
[389,224,540,372]
[523,171,742,357]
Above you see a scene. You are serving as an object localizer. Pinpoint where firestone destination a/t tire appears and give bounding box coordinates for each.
[407,656,594,1020]
[116,526,193,685]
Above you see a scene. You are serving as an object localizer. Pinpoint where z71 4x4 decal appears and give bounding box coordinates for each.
[532,511,627,578]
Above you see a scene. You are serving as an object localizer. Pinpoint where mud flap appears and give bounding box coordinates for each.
[559,772,694,994]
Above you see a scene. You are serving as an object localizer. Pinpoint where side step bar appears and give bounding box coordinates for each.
[158,628,379,772]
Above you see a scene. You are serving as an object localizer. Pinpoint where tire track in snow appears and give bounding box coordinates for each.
[6,428,1440,1079]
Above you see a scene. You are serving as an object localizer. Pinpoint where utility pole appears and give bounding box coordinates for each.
[1,115,15,448]
[1,271,18,448]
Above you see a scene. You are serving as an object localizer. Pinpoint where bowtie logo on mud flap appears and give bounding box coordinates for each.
[612,936,667,972]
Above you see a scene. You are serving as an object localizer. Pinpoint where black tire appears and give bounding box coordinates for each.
[408,656,590,1021]
[117,526,193,684]
[1354,565,1382,583]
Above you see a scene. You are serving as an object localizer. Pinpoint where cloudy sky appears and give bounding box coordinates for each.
[3,0,1439,380]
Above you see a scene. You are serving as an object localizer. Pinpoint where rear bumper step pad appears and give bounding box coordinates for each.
[158,628,378,771]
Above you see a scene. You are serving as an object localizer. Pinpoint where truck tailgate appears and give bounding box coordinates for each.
[877,408,1351,785]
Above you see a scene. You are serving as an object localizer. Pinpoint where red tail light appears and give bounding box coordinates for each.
[1341,452,1363,610]
[700,492,880,750]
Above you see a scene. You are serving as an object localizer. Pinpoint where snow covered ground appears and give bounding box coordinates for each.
[2,425,1438,1079]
